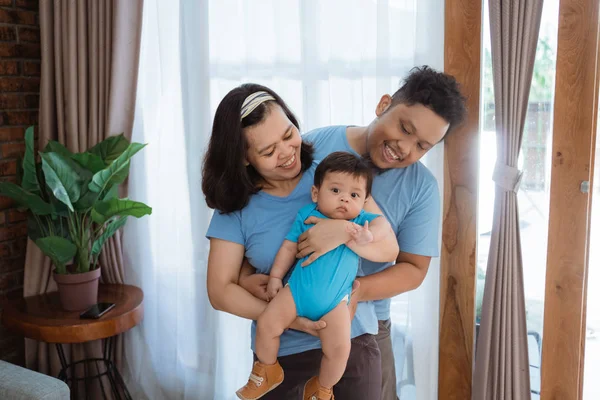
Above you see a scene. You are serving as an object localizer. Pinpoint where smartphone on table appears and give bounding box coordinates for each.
[80,302,116,319]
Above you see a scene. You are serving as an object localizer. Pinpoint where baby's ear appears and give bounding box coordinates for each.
[311,185,319,202]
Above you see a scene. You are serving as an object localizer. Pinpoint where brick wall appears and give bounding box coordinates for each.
[0,0,40,366]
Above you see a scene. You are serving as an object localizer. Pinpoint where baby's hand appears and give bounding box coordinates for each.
[346,220,374,246]
[267,277,283,300]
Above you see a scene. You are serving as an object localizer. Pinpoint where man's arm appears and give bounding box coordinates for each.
[355,250,431,301]
[346,216,399,263]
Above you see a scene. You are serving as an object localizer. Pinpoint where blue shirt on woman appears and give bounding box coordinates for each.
[206,163,378,357]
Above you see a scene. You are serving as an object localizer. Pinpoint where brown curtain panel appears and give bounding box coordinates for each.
[472,1,544,399]
[24,0,143,391]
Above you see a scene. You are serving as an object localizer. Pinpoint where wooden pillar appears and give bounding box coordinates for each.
[439,0,482,398]
[541,0,600,398]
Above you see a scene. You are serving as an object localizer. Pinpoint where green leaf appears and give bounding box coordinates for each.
[72,152,106,173]
[108,161,130,186]
[101,184,119,201]
[91,198,152,225]
[48,191,71,216]
[35,236,77,274]
[43,141,73,159]
[73,189,99,211]
[0,182,53,215]
[73,166,119,211]
[41,152,91,211]
[92,217,128,256]
[35,162,50,201]
[27,214,70,241]
[88,134,130,165]
[21,126,40,193]
[89,143,146,193]
[27,214,45,241]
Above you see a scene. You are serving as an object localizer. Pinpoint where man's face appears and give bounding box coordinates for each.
[366,96,450,169]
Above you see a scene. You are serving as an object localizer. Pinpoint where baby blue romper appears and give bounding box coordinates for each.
[285,203,380,321]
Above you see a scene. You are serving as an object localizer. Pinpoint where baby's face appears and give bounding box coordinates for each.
[311,172,368,220]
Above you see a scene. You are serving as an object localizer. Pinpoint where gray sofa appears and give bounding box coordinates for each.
[0,360,70,399]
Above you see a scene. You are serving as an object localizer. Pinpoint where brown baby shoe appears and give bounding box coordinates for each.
[235,360,284,400]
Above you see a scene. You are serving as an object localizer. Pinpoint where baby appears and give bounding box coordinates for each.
[237,151,383,400]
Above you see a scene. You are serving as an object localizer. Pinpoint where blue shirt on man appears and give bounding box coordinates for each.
[303,126,441,320]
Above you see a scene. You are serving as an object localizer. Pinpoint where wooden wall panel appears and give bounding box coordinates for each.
[439,0,481,398]
[541,0,600,398]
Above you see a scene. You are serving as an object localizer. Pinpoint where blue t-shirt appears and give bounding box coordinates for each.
[303,126,441,320]
[286,204,380,320]
[206,163,378,357]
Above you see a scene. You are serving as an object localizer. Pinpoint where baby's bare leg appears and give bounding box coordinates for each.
[318,301,352,388]
[255,286,297,365]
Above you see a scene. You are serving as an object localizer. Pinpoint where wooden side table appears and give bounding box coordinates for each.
[1,284,143,400]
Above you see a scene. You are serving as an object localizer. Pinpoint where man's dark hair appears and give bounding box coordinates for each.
[390,66,467,136]
[202,83,314,213]
[314,152,373,197]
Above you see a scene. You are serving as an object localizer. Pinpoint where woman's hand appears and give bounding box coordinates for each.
[289,317,327,337]
[297,218,351,266]
[267,277,283,300]
[238,272,270,302]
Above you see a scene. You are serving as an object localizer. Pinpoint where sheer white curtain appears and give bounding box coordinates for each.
[123,1,444,399]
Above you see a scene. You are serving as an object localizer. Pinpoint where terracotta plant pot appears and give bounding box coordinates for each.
[53,268,101,311]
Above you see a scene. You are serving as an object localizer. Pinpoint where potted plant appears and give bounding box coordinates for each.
[0,127,151,311]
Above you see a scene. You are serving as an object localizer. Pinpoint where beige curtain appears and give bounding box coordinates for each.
[23,0,143,389]
[472,1,544,399]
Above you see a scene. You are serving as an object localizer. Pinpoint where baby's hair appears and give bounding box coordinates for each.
[314,152,373,197]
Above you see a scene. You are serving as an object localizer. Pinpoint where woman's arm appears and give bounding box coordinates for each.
[207,238,268,320]
[238,259,269,302]
[207,238,326,335]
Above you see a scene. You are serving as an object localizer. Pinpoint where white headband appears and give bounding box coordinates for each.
[240,91,276,120]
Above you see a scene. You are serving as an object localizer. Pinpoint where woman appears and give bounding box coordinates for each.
[203,83,398,399]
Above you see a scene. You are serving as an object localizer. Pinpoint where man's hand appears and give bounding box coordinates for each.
[346,220,374,246]
[238,272,270,302]
[267,277,283,300]
[297,217,350,266]
[289,317,327,337]
[348,280,361,320]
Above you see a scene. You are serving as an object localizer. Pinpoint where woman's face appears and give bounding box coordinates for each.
[244,103,303,185]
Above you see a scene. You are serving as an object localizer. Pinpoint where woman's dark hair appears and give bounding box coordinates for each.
[202,83,314,213]
[390,66,467,136]
[314,152,373,197]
